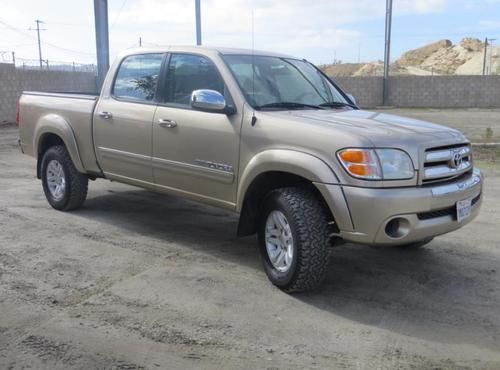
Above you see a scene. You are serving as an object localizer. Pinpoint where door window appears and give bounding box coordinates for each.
[162,54,225,106]
[113,53,164,101]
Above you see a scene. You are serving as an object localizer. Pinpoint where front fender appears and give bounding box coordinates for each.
[236,149,339,211]
[33,114,86,173]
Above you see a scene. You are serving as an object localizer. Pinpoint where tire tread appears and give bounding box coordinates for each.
[42,145,88,211]
[265,187,331,293]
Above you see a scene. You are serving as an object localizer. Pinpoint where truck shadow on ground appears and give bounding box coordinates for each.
[79,188,500,353]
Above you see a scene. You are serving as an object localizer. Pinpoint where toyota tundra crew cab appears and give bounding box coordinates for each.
[18,46,484,292]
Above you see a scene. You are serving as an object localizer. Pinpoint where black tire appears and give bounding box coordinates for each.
[258,187,331,293]
[41,145,88,211]
[397,238,434,249]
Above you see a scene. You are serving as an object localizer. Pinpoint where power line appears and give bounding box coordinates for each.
[0,18,33,39]
[0,18,96,58]
[110,0,128,30]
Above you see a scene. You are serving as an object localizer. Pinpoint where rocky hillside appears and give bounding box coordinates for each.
[322,38,500,77]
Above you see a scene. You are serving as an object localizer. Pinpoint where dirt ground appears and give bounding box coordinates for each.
[0,119,499,369]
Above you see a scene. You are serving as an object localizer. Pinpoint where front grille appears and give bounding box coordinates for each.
[422,143,472,184]
[417,193,481,221]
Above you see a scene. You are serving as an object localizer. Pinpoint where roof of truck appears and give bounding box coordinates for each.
[122,45,298,59]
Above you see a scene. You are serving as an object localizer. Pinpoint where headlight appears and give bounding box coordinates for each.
[337,148,414,180]
[375,149,414,179]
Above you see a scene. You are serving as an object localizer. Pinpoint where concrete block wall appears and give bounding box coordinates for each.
[334,76,384,108]
[387,76,500,108]
[0,63,97,123]
[2,64,500,120]
[331,75,500,109]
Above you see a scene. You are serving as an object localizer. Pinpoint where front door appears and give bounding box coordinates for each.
[94,53,164,183]
[152,53,241,206]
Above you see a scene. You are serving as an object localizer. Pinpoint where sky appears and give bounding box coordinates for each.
[0,0,499,66]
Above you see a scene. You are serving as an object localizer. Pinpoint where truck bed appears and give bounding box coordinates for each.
[18,91,102,175]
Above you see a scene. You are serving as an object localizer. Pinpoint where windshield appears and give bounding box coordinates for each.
[223,55,349,109]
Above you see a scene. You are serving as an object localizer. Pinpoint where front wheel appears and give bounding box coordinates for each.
[258,187,331,293]
[41,145,88,211]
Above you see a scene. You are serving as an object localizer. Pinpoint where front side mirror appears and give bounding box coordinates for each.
[347,93,357,105]
[191,89,227,113]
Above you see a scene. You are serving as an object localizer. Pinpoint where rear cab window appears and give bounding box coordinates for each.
[113,53,164,102]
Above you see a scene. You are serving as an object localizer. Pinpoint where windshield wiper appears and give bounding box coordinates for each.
[319,101,358,109]
[255,102,325,110]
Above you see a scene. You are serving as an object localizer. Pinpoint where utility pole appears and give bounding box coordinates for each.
[29,19,46,70]
[483,38,497,75]
[139,36,142,47]
[94,0,110,89]
[483,37,496,76]
[383,0,393,106]
[11,51,15,66]
[483,37,488,75]
[490,39,496,75]
[195,0,202,45]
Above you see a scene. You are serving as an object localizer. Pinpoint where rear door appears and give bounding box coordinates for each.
[152,53,241,206]
[94,53,165,183]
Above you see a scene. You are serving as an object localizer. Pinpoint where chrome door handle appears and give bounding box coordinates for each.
[99,111,113,119]
[158,119,177,128]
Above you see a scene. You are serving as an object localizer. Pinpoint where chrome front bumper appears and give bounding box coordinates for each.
[317,169,483,246]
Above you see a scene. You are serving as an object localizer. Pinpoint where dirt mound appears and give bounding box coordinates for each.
[320,38,498,77]
[320,63,365,77]
[460,38,484,52]
[352,61,386,76]
[397,39,452,68]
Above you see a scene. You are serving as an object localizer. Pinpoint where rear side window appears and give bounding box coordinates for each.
[162,54,224,106]
[113,54,164,101]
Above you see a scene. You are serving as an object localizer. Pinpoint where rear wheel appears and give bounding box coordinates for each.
[258,187,331,293]
[41,145,88,211]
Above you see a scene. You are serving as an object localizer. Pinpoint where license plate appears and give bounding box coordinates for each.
[456,197,473,222]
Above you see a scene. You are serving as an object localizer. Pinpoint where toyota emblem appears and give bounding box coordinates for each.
[451,151,463,168]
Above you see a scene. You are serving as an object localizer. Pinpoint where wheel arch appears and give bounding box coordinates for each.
[34,114,86,178]
[236,150,340,236]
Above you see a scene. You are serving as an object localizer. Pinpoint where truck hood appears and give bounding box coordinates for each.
[283,109,466,145]
[254,107,469,188]
[261,108,469,185]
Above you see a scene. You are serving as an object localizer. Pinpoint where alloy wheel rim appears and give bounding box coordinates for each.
[46,160,66,201]
[265,210,294,272]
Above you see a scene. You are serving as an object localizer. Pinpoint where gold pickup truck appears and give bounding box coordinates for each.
[18,46,483,292]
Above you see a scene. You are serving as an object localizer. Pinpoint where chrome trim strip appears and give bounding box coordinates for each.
[152,157,234,184]
[425,146,470,163]
[424,160,472,180]
[431,169,482,196]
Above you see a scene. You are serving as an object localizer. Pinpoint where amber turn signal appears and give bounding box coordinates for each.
[339,149,367,163]
[337,148,382,179]
[347,164,372,176]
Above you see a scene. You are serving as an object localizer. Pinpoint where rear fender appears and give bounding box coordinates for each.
[34,114,86,174]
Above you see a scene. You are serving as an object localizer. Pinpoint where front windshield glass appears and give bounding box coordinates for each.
[223,55,348,109]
